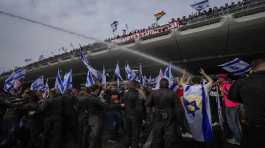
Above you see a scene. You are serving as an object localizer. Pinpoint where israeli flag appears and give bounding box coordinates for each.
[115,64,123,88]
[170,81,178,91]
[96,70,103,81]
[63,69,72,92]
[79,48,102,81]
[190,0,209,11]
[4,68,26,92]
[147,75,152,85]
[115,64,123,81]
[55,68,64,94]
[183,83,213,142]
[30,76,44,91]
[101,66,107,88]
[164,64,173,79]
[154,69,164,90]
[164,64,174,87]
[86,68,95,88]
[87,66,102,81]
[219,58,252,75]
[80,47,90,68]
[125,64,136,81]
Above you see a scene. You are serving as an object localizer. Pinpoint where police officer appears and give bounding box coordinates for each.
[42,95,64,148]
[122,80,145,148]
[42,89,78,148]
[146,78,181,148]
[77,89,92,148]
[80,85,106,148]
[61,90,79,148]
[0,93,12,147]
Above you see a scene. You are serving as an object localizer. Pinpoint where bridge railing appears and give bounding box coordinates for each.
[233,2,265,18]
[178,17,223,31]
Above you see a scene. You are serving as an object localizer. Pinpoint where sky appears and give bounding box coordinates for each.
[0,0,240,73]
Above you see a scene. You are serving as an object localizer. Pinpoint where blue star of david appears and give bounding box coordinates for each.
[229,65,240,71]
[184,99,200,118]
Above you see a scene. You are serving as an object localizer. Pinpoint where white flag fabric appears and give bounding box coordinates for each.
[55,69,72,94]
[164,64,174,87]
[219,58,252,75]
[55,69,64,94]
[163,64,173,80]
[80,49,90,67]
[80,48,102,81]
[183,83,213,142]
[115,64,123,88]
[88,66,102,81]
[101,66,107,88]
[154,69,164,90]
[115,64,123,81]
[63,69,72,92]
[170,81,178,91]
[125,64,136,81]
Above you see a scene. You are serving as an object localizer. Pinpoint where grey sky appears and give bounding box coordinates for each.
[0,0,239,73]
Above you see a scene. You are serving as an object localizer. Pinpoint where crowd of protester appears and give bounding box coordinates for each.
[0,56,264,148]
[105,0,265,44]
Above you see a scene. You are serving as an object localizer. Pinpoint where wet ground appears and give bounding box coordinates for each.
[102,125,241,148]
[102,137,240,148]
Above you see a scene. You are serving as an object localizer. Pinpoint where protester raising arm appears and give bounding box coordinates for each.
[200,68,213,89]
[180,70,189,86]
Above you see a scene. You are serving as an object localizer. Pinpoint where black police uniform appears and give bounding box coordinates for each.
[78,94,106,148]
[146,88,181,148]
[122,89,146,148]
